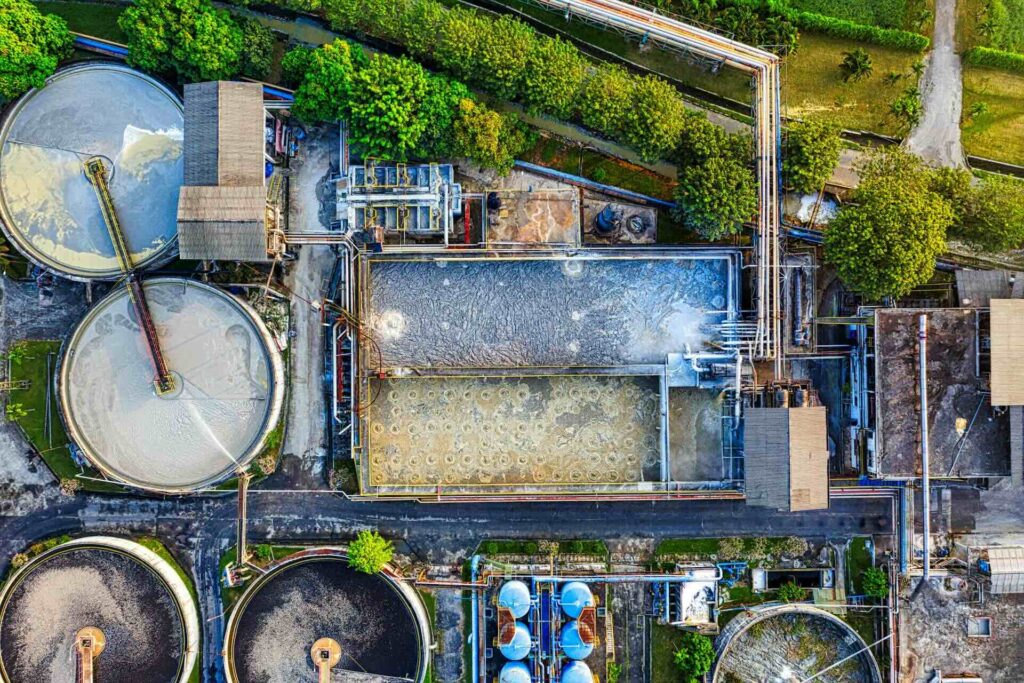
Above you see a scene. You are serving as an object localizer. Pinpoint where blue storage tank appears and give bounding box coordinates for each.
[498,580,532,619]
[500,622,532,661]
[558,582,594,619]
[559,621,594,661]
[500,661,532,683]
[560,661,593,683]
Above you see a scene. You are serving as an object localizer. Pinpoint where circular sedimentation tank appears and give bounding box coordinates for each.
[713,607,882,683]
[0,536,199,683]
[58,277,284,492]
[0,62,182,280]
[225,551,431,683]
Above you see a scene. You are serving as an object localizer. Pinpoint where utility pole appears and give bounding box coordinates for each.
[919,314,931,581]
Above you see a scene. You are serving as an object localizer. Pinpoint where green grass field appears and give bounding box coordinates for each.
[33,1,127,42]
[650,623,686,683]
[6,340,122,493]
[846,536,873,594]
[782,32,924,134]
[962,64,1024,164]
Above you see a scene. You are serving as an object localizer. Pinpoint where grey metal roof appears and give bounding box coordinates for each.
[987,546,1024,593]
[744,407,829,511]
[955,269,1024,307]
[177,186,268,261]
[183,81,265,187]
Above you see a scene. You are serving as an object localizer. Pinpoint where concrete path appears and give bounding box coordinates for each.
[905,0,966,167]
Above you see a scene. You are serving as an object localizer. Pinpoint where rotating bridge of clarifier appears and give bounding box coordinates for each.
[82,156,175,395]
[75,627,106,683]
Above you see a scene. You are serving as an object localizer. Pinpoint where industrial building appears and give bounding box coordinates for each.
[176,81,276,262]
[223,549,431,683]
[0,536,200,683]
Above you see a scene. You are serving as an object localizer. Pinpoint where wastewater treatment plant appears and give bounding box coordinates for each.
[2,0,1024,682]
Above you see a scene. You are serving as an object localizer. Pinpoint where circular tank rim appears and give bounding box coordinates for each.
[56,277,286,493]
[0,61,182,282]
[710,604,883,683]
[0,535,200,683]
[222,548,432,683]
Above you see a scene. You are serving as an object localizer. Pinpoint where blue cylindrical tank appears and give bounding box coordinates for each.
[559,621,594,661]
[560,660,593,683]
[559,582,594,619]
[500,622,532,661]
[499,661,532,683]
[498,580,532,619]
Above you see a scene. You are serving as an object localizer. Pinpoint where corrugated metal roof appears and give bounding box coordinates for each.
[744,407,829,511]
[990,299,1024,406]
[988,546,1024,593]
[956,270,1013,307]
[183,81,264,187]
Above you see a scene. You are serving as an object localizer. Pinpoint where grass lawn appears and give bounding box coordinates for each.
[846,536,873,594]
[956,0,987,51]
[962,65,1024,165]
[782,32,923,135]
[655,538,721,556]
[6,340,123,493]
[650,623,687,683]
[33,1,127,43]
[476,538,609,556]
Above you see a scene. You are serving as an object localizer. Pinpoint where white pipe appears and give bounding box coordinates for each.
[919,313,930,580]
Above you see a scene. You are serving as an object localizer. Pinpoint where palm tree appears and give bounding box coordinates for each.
[840,48,874,82]
[5,403,28,421]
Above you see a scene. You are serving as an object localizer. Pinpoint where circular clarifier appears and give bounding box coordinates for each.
[0,63,182,280]
[0,536,199,683]
[226,553,430,683]
[59,277,284,492]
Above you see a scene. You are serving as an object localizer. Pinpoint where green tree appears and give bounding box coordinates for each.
[777,581,807,602]
[472,14,533,100]
[6,344,26,366]
[840,48,873,82]
[347,530,394,574]
[0,0,74,100]
[862,566,890,600]
[621,75,689,162]
[451,98,530,174]
[347,53,436,160]
[824,150,952,300]
[890,87,923,129]
[951,174,1024,253]
[520,36,587,119]
[254,543,273,563]
[673,632,715,683]
[239,18,274,80]
[119,0,244,82]
[784,118,843,193]
[577,64,633,139]
[283,41,359,124]
[673,112,757,240]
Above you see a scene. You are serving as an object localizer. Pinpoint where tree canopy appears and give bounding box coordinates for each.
[862,566,890,600]
[672,111,758,240]
[451,99,530,175]
[784,117,843,193]
[0,0,74,100]
[347,530,394,574]
[119,0,244,82]
[825,149,953,301]
[673,632,715,683]
[948,173,1024,253]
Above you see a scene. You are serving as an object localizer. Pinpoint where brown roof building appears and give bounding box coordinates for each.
[177,81,271,262]
[744,406,829,511]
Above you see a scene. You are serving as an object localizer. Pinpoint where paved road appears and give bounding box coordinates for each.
[905,0,966,167]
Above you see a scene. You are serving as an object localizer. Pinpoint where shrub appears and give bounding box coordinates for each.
[0,0,74,100]
[347,530,394,574]
[890,87,923,128]
[949,174,1024,253]
[673,632,715,683]
[451,98,531,175]
[777,580,807,602]
[862,566,890,599]
[784,117,843,193]
[119,0,244,82]
[254,544,273,562]
[718,536,745,560]
[963,46,1024,74]
[779,536,809,557]
[793,11,930,51]
[10,553,28,569]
